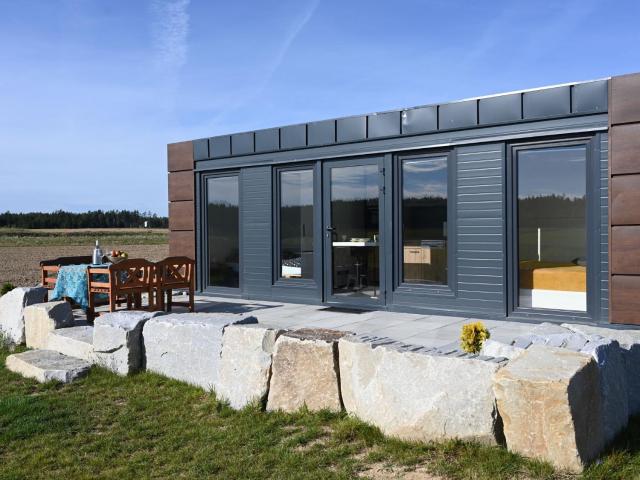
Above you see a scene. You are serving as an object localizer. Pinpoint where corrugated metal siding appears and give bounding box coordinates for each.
[241,166,272,297]
[455,143,505,314]
[600,133,609,321]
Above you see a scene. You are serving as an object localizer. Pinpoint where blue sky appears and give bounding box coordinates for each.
[0,0,638,215]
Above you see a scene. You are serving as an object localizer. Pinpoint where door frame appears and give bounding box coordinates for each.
[505,134,601,322]
[322,155,387,309]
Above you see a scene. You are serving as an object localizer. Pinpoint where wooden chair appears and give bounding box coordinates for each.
[40,256,93,290]
[86,259,155,322]
[155,257,195,312]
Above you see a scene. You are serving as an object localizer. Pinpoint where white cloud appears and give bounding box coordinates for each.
[150,0,190,71]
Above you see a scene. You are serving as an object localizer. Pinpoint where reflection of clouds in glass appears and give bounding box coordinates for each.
[281,170,313,207]
[518,146,586,200]
[208,176,239,207]
[331,165,378,201]
[403,158,447,200]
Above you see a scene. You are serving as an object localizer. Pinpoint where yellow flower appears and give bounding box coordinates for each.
[460,321,490,354]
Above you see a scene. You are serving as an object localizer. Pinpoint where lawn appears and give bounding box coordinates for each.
[0,228,167,247]
[1,346,639,480]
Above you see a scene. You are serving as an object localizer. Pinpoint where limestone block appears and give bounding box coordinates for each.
[581,338,629,444]
[93,310,163,375]
[0,287,47,344]
[142,313,257,390]
[215,324,280,409]
[24,301,74,349]
[480,339,525,360]
[340,335,504,444]
[46,326,95,361]
[493,345,604,473]
[266,328,346,413]
[563,323,640,415]
[6,349,91,383]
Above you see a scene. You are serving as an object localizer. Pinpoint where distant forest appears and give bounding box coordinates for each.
[0,210,168,229]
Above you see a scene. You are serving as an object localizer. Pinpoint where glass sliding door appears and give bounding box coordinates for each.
[206,175,240,289]
[324,159,382,304]
[516,145,587,311]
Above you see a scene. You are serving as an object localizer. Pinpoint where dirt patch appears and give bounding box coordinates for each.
[358,463,444,480]
[0,244,169,286]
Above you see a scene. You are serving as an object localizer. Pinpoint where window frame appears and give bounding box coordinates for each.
[506,135,600,322]
[393,149,457,297]
[272,163,320,287]
[201,170,242,295]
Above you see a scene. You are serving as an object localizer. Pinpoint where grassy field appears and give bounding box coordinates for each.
[0,228,167,247]
[1,347,640,479]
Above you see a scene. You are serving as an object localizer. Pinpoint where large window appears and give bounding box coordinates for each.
[207,175,239,288]
[516,145,587,311]
[278,169,314,280]
[401,156,448,285]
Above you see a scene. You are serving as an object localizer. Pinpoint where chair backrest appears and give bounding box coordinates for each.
[156,256,195,289]
[109,259,155,292]
[40,255,93,267]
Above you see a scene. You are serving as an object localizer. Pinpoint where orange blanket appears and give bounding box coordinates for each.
[519,260,586,292]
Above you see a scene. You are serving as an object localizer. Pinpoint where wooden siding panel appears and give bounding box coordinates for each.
[168,171,194,202]
[611,174,640,225]
[611,275,640,324]
[168,201,194,231]
[168,141,193,172]
[610,73,640,125]
[611,226,640,274]
[610,123,640,175]
[169,230,195,259]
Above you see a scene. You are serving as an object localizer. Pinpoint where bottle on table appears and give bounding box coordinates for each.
[92,240,103,265]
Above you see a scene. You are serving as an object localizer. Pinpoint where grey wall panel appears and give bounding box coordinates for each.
[308,120,335,146]
[337,116,366,142]
[454,143,505,313]
[255,128,280,152]
[573,80,608,114]
[439,100,477,130]
[209,135,231,158]
[479,94,522,125]
[402,106,437,134]
[600,133,609,321]
[241,166,273,298]
[368,111,400,138]
[523,86,571,119]
[193,138,209,160]
[281,124,306,149]
[232,132,254,155]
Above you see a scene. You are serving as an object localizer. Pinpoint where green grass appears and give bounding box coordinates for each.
[0,346,639,480]
[0,228,167,247]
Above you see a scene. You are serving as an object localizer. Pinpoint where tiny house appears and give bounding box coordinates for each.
[167,72,640,325]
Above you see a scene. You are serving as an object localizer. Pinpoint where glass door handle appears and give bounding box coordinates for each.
[326,226,336,232]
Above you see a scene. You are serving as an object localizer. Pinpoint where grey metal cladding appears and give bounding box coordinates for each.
[231,132,254,155]
[523,86,571,119]
[572,80,608,114]
[308,120,335,146]
[255,128,280,152]
[193,138,209,160]
[241,166,272,296]
[368,111,400,138]
[401,106,437,134]
[599,133,609,321]
[337,116,367,142]
[280,124,307,149]
[479,94,522,125]
[439,100,478,130]
[209,135,231,158]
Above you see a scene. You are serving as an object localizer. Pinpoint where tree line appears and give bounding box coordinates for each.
[0,210,168,229]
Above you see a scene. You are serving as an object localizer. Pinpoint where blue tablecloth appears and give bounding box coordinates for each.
[50,264,107,309]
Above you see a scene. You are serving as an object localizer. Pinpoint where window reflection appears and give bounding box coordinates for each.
[207,175,239,288]
[401,156,448,285]
[279,170,314,279]
[517,145,587,311]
